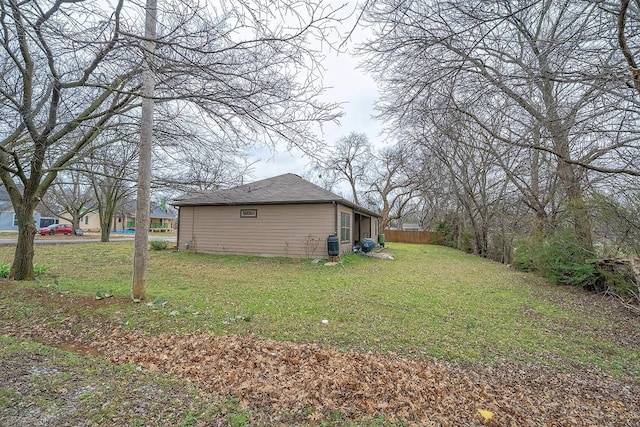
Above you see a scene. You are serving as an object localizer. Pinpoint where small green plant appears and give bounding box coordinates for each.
[149,240,169,251]
[226,412,249,427]
[169,305,188,316]
[224,397,250,427]
[53,277,65,293]
[95,291,113,300]
[34,264,48,276]
[147,295,167,309]
[0,264,10,278]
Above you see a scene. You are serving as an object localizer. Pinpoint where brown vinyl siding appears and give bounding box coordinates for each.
[337,206,354,250]
[179,203,352,258]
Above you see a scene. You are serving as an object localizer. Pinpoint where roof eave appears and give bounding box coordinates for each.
[172,199,381,218]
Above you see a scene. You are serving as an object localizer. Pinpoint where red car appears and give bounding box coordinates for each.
[38,223,74,236]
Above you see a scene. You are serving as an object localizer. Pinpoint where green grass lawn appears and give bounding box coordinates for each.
[1,241,639,381]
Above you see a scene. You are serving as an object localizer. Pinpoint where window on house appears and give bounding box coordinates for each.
[12,214,18,227]
[84,216,89,225]
[340,212,351,242]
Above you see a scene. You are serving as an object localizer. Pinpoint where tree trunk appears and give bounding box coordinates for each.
[10,205,37,280]
[99,194,119,243]
[547,110,593,251]
[556,156,593,252]
[71,210,81,233]
[100,214,111,242]
[132,0,157,301]
[566,174,593,251]
[529,146,550,238]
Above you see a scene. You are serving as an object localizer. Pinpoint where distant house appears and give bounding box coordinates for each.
[57,211,101,232]
[149,207,176,231]
[0,186,51,231]
[81,212,102,231]
[0,199,23,231]
[401,223,423,232]
[112,206,176,232]
[172,173,381,258]
[112,211,136,232]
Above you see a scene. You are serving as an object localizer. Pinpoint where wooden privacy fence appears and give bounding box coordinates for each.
[382,230,444,245]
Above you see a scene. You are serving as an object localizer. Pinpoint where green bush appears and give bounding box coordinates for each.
[0,264,47,278]
[435,213,459,248]
[513,230,596,287]
[149,240,169,251]
[34,264,48,276]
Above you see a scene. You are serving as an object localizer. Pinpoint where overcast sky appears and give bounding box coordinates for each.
[249,2,384,183]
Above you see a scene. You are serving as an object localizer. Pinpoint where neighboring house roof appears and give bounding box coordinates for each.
[172,173,381,218]
[402,223,423,231]
[0,201,13,212]
[150,207,175,219]
[0,185,42,214]
[0,186,9,202]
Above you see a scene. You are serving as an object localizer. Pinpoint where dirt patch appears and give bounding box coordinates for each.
[55,343,101,357]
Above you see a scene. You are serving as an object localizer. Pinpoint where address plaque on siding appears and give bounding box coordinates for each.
[240,209,257,218]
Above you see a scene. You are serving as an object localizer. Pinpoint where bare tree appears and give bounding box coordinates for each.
[0,0,138,279]
[365,143,418,231]
[617,0,640,96]
[43,171,97,232]
[312,132,371,204]
[84,134,138,243]
[361,0,640,252]
[0,0,344,280]
[151,104,250,193]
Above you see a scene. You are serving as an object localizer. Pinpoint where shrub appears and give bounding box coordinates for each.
[34,264,48,276]
[149,240,169,251]
[513,230,596,287]
[435,214,458,248]
[0,264,47,279]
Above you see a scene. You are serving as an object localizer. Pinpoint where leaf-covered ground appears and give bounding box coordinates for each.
[3,313,639,426]
[2,251,640,426]
[97,330,640,426]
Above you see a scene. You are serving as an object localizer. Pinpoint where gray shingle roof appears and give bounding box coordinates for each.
[150,207,175,219]
[172,173,380,217]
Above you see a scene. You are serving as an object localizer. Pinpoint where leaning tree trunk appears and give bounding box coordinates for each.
[10,204,38,280]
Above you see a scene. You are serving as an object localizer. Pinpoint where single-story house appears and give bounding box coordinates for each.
[171,173,382,258]
[112,206,176,232]
[0,186,52,231]
[57,211,101,232]
[148,207,176,231]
